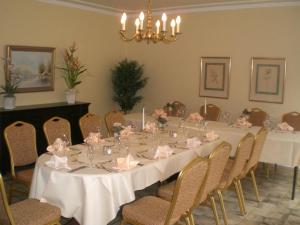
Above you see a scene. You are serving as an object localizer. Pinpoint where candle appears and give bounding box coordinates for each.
[139,12,145,30]
[176,16,181,33]
[142,107,145,130]
[120,13,127,31]
[135,18,140,33]
[156,20,160,34]
[162,13,167,31]
[170,19,176,36]
[204,98,207,114]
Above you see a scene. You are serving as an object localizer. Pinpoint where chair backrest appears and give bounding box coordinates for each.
[79,113,101,139]
[4,121,38,175]
[224,133,255,187]
[105,110,125,137]
[197,141,231,203]
[0,174,15,225]
[248,108,267,126]
[200,104,221,121]
[165,157,208,225]
[282,112,300,131]
[163,101,186,117]
[43,116,71,145]
[243,127,268,175]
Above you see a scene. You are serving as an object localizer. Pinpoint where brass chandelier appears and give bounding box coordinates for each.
[120,0,182,44]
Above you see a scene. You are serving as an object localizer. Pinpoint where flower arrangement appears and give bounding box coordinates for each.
[186,112,203,122]
[241,108,251,118]
[58,43,87,89]
[84,132,105,145]
[152,109,168,124]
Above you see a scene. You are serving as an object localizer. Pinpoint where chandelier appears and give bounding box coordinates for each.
[120,0,182,44]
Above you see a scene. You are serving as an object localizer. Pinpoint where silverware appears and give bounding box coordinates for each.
[68,166,87,173]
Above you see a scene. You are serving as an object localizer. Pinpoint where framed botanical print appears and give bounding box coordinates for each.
[249,57,286,104]
[199,57,231,99]
[6,45,55,93]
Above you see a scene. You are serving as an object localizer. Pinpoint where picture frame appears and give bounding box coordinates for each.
[6,45,56,93]
[199,57,231,99]
[249,57,286,104]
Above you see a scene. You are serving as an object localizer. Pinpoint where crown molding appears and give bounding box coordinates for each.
[37,0,300,16]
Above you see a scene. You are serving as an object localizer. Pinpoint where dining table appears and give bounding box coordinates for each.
[29,129,221,225]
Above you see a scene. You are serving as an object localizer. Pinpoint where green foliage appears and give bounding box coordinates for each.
[58,43,87,89]
[111,59,148,113]
[0,79,19,97]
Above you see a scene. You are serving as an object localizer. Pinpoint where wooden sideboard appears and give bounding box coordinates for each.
[0,102,90,174]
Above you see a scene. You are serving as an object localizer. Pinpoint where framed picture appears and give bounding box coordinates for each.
[199,57,231,99]
[249,57,286,104]
[6,45,55,93]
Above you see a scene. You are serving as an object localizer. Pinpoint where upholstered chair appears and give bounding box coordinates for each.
[200,104,221,121]
[4,121,38,201]
[43,117,72,145]
[248,108,267,126]
[105,110,125,137]
[79,113,101,139]
[282,112,300,131]
[158,142,231,225]
[121,157,208,225]
[216,133,255,224]
[163,101,186,118]
[237,128,268,212]
[0,173,61,225]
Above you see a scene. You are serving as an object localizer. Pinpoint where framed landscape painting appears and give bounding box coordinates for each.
[249,57,286,104]
[6,45,55,92]
[199,57,231,99]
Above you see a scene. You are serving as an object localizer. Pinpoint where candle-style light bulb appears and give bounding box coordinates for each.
[176,16,181,33]
[120,13,127,31]
[162,13,167,31]
[135,18,140,33]
[171,19,176,36]
[139,11,145,30]
[155,20,161,34]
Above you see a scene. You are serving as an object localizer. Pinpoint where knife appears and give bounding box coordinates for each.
[68,166,87,173]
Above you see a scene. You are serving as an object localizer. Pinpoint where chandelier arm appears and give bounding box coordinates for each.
[119,31,139,42]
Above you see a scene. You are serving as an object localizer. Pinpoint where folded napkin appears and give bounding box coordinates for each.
[204,131,219,142]
[84,132,105,145]
[234,117,252,128]
[113,154,139,171]
[186,112,203,122]
[144,121,158,133]
[47,138,66,153]
[277,122,294,132]
[186,137,202,149]
[154,145,174,159]
[120,126,134,138]
[45,155,71,170]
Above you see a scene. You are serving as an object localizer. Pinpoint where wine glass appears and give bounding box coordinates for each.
[87,145,95,167]
[61,134,70,148]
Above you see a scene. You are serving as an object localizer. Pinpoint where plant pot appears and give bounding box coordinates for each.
[66,89,76,104]
[3,96,16,110]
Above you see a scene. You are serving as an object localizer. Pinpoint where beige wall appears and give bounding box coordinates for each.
[0,0,126,119]
[126,6,300,120]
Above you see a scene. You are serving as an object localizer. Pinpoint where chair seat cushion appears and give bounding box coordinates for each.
[219,159,235,189]
[10,199,61,225]
[157,181,176,201]
[122,196,171,225]
[16,169,33,185]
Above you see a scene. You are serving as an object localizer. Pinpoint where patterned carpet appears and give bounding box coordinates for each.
[4,164,300,225]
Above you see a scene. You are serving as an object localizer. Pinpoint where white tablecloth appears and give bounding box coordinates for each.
[30,134,219,225]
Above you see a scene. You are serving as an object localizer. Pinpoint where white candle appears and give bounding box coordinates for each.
[139,12,145,30]
[142,107,145,130]
[120,13,127,31]
[204,98,207,114]
[156,20,160,34]
[176,16,181,33]
[135,18,140,33]
[170,19,176,36]
[162,13,167,31]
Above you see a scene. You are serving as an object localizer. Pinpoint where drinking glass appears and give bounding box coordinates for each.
[87,145,95,167]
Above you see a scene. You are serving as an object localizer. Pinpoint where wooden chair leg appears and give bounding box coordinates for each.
[233,180,245,215]
[209,194,220,225]
[217,190,228,225]
[250,170,261,202]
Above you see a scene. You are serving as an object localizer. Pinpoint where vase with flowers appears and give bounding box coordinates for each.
[152,109,168,130]
[58,43,87,104]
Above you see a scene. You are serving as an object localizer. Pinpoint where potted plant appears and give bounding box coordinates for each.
[58,43,87,104]
[0,79,19,109]
[111,59,148,113]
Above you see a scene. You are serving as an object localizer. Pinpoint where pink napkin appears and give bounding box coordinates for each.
[113,154,139,171]
[45,155,71,170]
[154,145,174,159]
[234,117,252,128]
[84,132,105,145]
[277,122,294,132]
[204,131,219,142]
[186,137,202,149]
[186,113,203,122]
[47,138,66,153]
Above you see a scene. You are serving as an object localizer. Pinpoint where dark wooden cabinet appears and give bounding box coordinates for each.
[0,102,90,174]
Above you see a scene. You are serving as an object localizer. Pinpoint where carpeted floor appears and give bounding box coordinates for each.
[4,164,300,225]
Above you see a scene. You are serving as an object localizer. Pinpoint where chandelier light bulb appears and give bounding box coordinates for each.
[155,20,161,34]
[171,19,176,36]
[120,13,127,31]
[176,16,181,33]
[135,18,140,33]
[139,11,145,30]
[162,13,167,31]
